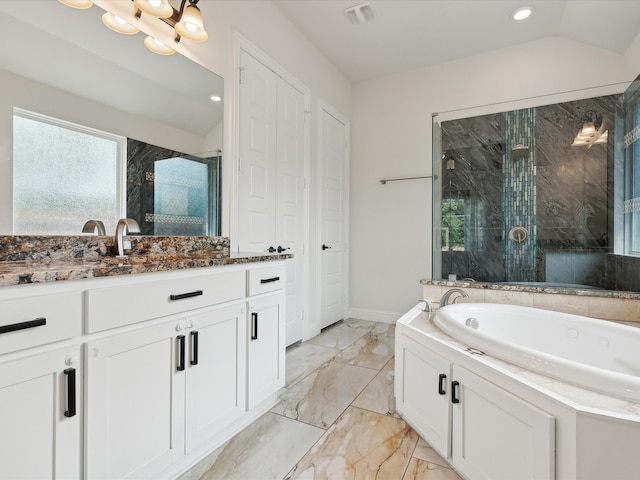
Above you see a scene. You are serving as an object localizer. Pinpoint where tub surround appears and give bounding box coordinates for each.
[0,235,291,287]
[422,279,640,324]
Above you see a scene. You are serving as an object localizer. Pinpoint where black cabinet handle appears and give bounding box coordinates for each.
[64,368,76,418]
[438,373,447,395]
[260,276,280,284]
[177,335,185,371]
[322,244,332,250]
[190,331,199,366]
[170,290,203,301]
[251,312,258,340]
[0,317,46,335]
[451,380,460,404]
[268,246,276,253]
[277,246,290,253]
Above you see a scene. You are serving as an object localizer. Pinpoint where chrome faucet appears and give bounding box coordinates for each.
[114,218,140,257]
[440,288,469,306]
[82,220,106,236]
[417,299,433,312]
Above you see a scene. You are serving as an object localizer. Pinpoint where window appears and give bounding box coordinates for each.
[442,197,466,251]
[13,109,124,235]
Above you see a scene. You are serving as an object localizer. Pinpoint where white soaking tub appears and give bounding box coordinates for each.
[434,303,640,403]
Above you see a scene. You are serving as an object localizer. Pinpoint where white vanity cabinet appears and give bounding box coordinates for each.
[246,264,286,410]
[0,345,82,480]
[396,326,555,480]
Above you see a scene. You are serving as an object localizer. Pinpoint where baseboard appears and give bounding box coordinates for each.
[348,307,404,324]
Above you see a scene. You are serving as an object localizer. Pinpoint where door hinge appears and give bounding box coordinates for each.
[238,155,242,171]
[239,67,246,85]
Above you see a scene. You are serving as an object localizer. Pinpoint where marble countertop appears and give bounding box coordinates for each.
[0,252,292,287]
[421,279,640,300]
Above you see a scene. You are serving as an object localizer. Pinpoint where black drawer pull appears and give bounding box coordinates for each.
[170,290,203,301]
[190,331,199,366]
[0,317,46,335]
[64,368,76,418]
[451,380,460,404]
[251,312,258,340]
[177,335,186,371]
[260,277,280,284]
[438,373,447,395]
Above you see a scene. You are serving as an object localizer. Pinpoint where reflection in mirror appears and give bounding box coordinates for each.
[432,93,640,292]
[0,1,223,236]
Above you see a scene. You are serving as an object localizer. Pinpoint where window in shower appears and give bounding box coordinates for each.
[442,197,466,251]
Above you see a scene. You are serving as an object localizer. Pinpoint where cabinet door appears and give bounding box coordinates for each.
[185,304,246,450]
[247,293,285,409]
[395,333,451,458]
[86,321,185,479]
[0,346,81,480]
[451,365,555,480]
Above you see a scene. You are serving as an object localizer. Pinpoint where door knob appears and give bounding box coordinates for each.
[322,244,332,250]
[277,246,290,253]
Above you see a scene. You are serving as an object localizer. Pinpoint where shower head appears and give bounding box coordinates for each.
[511,144,530,160]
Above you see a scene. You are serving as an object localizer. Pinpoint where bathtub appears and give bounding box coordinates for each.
[434,303,640,403]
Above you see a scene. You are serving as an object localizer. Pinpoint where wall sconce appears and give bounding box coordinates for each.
[572,110,608,148]
[59,0,209,56]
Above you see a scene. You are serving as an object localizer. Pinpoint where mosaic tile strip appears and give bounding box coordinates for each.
[144,213,206,225]
[623,124,640,149]
[623,197,640,214]
[503,108,537,282]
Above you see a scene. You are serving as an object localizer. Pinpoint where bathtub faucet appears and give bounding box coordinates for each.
[417,299,433,312]
[440,288,469,306]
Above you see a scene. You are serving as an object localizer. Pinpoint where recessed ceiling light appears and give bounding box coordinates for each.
[209,95,222,102]
[512,6,534,21]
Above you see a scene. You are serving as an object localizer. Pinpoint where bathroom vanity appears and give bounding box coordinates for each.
[0,240,287,479]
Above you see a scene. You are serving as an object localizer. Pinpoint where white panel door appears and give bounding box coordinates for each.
[185,304,246,451]
[276,77,305,345]
[0,347,81,480]
[320,108,348,329]
[451,365,555,480]
[238,50,277,253]
[86,321,186,480]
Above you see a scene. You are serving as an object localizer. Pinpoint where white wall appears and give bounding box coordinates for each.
[350,37,639,322]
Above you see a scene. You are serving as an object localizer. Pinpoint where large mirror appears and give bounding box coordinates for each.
[432,84,640,294]
[0,1,223,236]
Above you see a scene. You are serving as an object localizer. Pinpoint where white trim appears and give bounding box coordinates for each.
[232,30,312,345]
[316,100,351,330]
[348,307,403,324]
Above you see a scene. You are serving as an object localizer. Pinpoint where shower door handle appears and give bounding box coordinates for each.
[438,373,447,395]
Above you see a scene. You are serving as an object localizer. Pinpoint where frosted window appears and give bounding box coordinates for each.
[13,113,121,235]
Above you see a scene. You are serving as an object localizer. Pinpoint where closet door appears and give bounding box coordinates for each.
[238,50,277,252]
[276,77,305,345]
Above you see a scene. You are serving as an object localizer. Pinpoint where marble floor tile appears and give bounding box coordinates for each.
[285,342,341,388]
[343,318,378,329]
[306,321,371,349]
[402,458,463,480]
[334,331,395,370]
[352,357,398,417]
[371,321,396,337]
[412,438,450,468]
[272,361,377,428]
[284,406,418,480]
[197,412,324,480]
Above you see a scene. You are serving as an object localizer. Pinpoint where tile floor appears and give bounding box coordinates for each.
[180,319,462,480]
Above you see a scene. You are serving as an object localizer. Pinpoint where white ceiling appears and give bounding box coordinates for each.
[273,0,640,83]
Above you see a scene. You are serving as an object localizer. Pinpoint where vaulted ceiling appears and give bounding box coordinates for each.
[274,0,640,83]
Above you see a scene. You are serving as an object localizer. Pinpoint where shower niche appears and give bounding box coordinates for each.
[432,94,618,289]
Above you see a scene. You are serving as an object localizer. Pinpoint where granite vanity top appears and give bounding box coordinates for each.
[421,279,640,300]
[0,235,291,287]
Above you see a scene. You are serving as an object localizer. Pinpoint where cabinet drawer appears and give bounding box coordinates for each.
[0,291,82,355]
[86,269,246,333]
[247,265,285,296]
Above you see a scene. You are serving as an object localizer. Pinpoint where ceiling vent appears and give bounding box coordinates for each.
[344,3,376,24]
